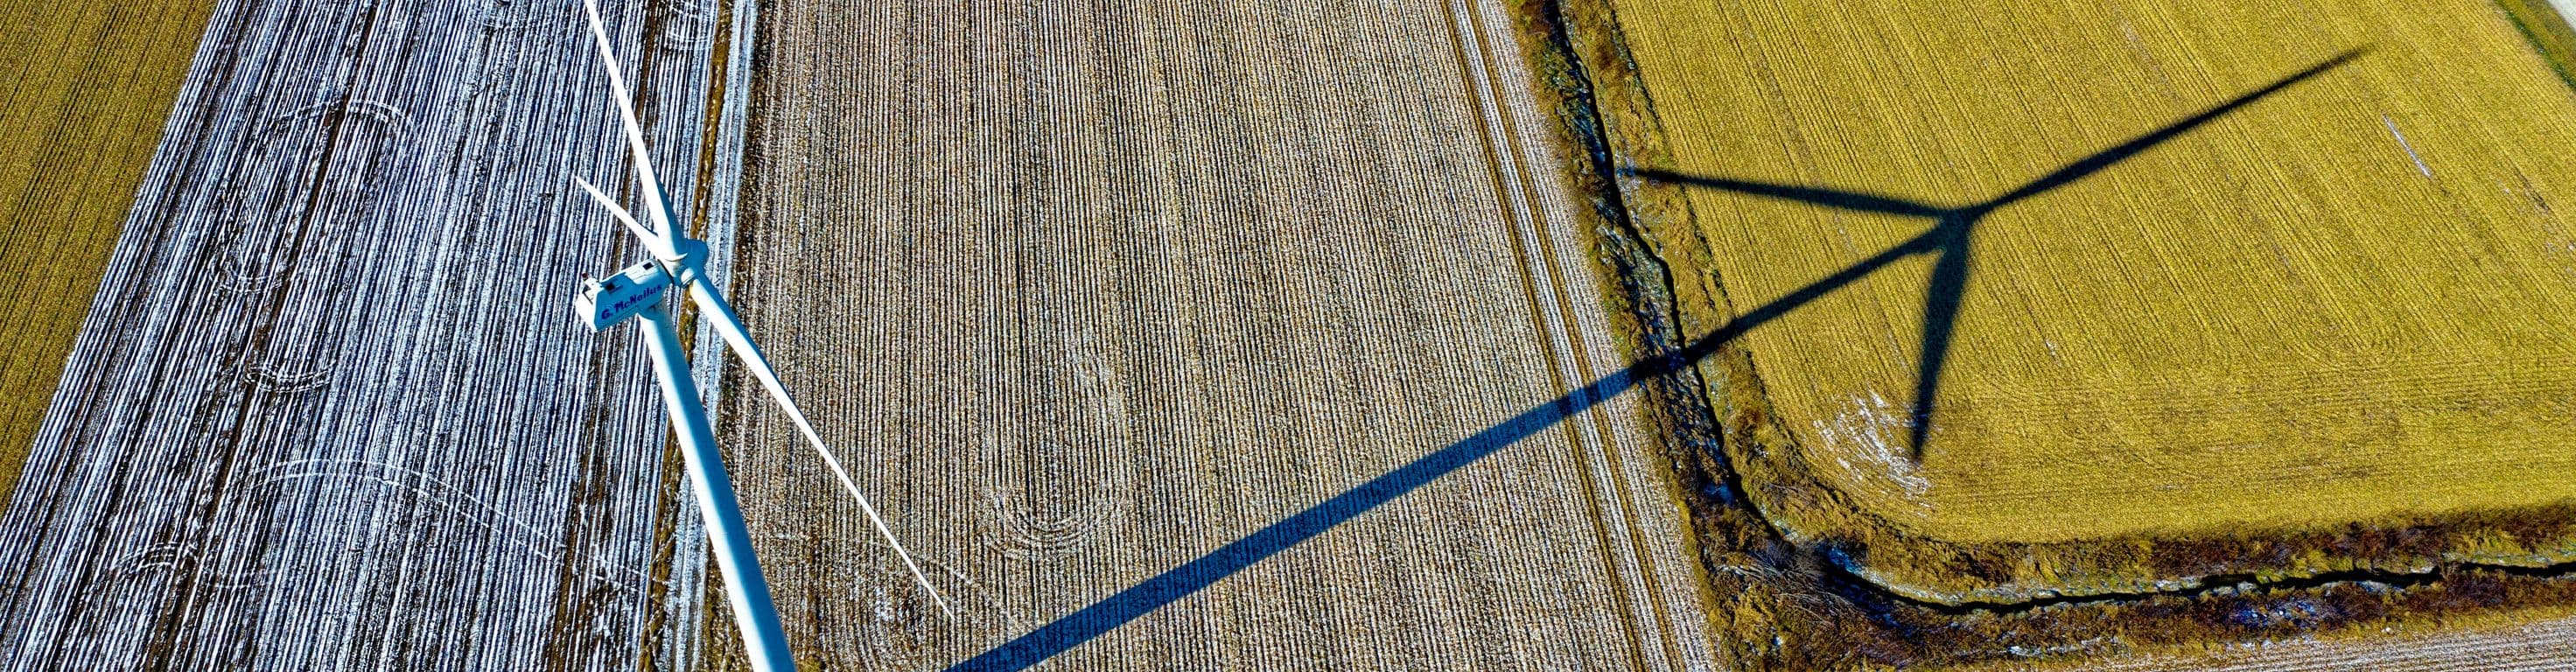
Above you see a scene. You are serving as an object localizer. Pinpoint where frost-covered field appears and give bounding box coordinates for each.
[0,0,736,668]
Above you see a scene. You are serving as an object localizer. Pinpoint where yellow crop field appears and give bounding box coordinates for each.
[1606,0,2576,601]
[0,2,216,499]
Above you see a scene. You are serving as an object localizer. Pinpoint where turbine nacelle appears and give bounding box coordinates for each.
[576,261,672,332]
[567,0,949,653]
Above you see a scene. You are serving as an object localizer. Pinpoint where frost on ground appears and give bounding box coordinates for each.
[1810,392,1933,519]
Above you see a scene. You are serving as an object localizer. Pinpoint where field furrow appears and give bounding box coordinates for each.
[0,0,738,668]
[708,0,1715,668]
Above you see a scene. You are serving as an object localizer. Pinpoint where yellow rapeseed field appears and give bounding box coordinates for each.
[1611,0,2576,593]
[0,2,216,499]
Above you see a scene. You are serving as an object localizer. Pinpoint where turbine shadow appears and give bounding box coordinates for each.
[1628,47,2359,458]
[942,48,2362,672]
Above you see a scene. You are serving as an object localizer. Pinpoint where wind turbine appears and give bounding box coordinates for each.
[569,1,949,668]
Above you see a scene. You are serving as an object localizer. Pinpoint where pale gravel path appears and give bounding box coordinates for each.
[2077,612,2576,671]
[718,0,1720,669]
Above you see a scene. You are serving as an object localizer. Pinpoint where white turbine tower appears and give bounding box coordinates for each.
[570,1,949,668]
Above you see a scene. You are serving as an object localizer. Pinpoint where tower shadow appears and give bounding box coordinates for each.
[943,48,2363,672]
[1630,46,2362,458]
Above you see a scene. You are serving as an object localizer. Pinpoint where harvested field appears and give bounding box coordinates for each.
[1587,0,2576,604]
[2075,610,2576,671]
[704,0,1715,668]
[9,0,2575,668]
[0,0,742,668]
[0,0,220,500]
[1940,607,2576,671]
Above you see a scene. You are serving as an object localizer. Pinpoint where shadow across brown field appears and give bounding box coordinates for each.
[948,48,2361,672]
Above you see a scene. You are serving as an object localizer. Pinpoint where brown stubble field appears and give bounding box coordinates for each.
[704,0,1718,668]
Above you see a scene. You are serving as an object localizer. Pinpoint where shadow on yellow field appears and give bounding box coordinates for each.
[1600,0,2576,605]
[1627,46,2361,461]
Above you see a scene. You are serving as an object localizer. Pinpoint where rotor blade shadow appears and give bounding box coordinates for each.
[1984,48,2364,208]
[949,48,2367,672]
[1626,168,1950,218]
[945,232,1936,672]
[1631,48,2362,456]
[1908,230,1970,457]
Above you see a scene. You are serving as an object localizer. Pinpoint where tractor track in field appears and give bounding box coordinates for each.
[710,0,1721,668]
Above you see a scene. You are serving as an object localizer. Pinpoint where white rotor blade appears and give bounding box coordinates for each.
[581,0,677,240]
[571,176,677,260]
[588,0,947,620]
[684,277,954,618]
